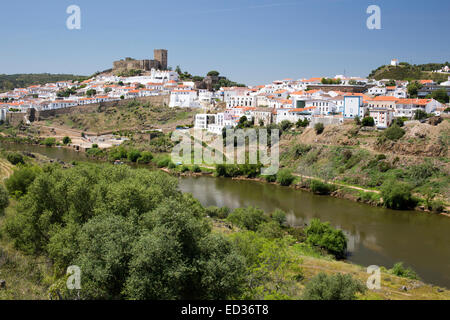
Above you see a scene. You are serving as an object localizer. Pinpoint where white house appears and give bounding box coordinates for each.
[368,86,387,96]
[344,96,365,118]
[169,90,200,108]
[369,108,394,129]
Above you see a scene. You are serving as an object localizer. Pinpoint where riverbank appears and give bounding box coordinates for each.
[2,149,450,293]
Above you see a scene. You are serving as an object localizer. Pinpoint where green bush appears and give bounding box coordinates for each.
[314,123,324,134]
[361,116,375,127]
[42,137,56,147]
[6,152,25,165]
[180,165,190,173]
[381,180,416,210]
[257,221,284,239]
[227,206,268,231]
[137,151,153,164]
[305,219,347,258]
[127,150,141,163]
[264,174,277,183]
[5,166,42,197]
[301,272,366,300]
[192,165,201,173]
[310,180,335,195]
[276,169,295,186]
[62,136,72,145]
[206,206,230,219]
[383,125,405,141]
[0,184,9,216]
[156,157,171,168]
[168,161,176,169]
[270,209,287,226]
[390,262,419,280]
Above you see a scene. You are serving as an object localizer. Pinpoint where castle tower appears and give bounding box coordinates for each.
[154,49,168,70]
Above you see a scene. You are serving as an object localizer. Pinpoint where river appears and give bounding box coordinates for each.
[2,143,450,288]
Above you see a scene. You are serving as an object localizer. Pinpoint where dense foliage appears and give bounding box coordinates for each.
[301,272,366,300]
[3,164,247,299]
[305,219,347,258]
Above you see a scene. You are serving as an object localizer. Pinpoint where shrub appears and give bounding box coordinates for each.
[227,206,268,231]
[168,161,176,169]
[301,272,366,300]
[192,165,201,173]
[381,180,416,210]
[42,137,56,147]
[314,123,324,134]
[5,166,42,197]
[310,180,335,195]
[62,136,72,145]
[264,174,277,183]
[156,157,170,168]
[137,151,153,164]
[293,144,311,158]
[361,116,375,127]
[0,184,9,216]
[305,218,347,258]
[257,221,284,239]
[127,150,141,163]
[390,262,419,280]
[180,165,190,173]
[270,209,287,226]
[206,206,230,219]
[92,144,99,148]
[276,169,294,186]
[6,152,24,165]
[384,125,405,141]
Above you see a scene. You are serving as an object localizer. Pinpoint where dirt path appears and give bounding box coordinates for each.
[293,173,380,194]
[0,159,14,181]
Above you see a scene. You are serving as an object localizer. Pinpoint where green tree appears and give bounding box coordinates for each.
[276,169,295,186]
[207,70,220,77]
[62,136,72,145]
[227,206,268,231]
[305,219,347,258]
[314,123,324,134]
[381,180,416,210]
[5,166,42,197]
[361,116,375,127]
[301,272,366,300]
[6,152,25,165]
[407,81,422,97]
[0,184,9,216]
[431,88,449,104]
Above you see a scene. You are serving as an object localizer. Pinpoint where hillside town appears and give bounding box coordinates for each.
[1,56,449,132]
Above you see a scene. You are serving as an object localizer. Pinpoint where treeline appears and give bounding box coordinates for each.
[0,73,88,92]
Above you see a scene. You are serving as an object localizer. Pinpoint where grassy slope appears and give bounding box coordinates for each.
[35,104,197,134]
[279,120,450,208]
[212,220,450,300]
[369,64,449,82]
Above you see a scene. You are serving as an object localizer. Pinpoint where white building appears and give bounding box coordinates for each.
[169,90,200,108]
[391,59,399,66]
[343,96,365,118]
[369,108,394,129]
[368,86,387,96]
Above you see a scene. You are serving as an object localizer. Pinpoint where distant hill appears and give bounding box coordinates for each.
[368,62,449,83]
[0,73,88,92]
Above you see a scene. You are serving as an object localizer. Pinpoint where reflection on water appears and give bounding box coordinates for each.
[179,176,450,289]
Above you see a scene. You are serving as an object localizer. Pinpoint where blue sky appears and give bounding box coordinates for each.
[0,0,449,85]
